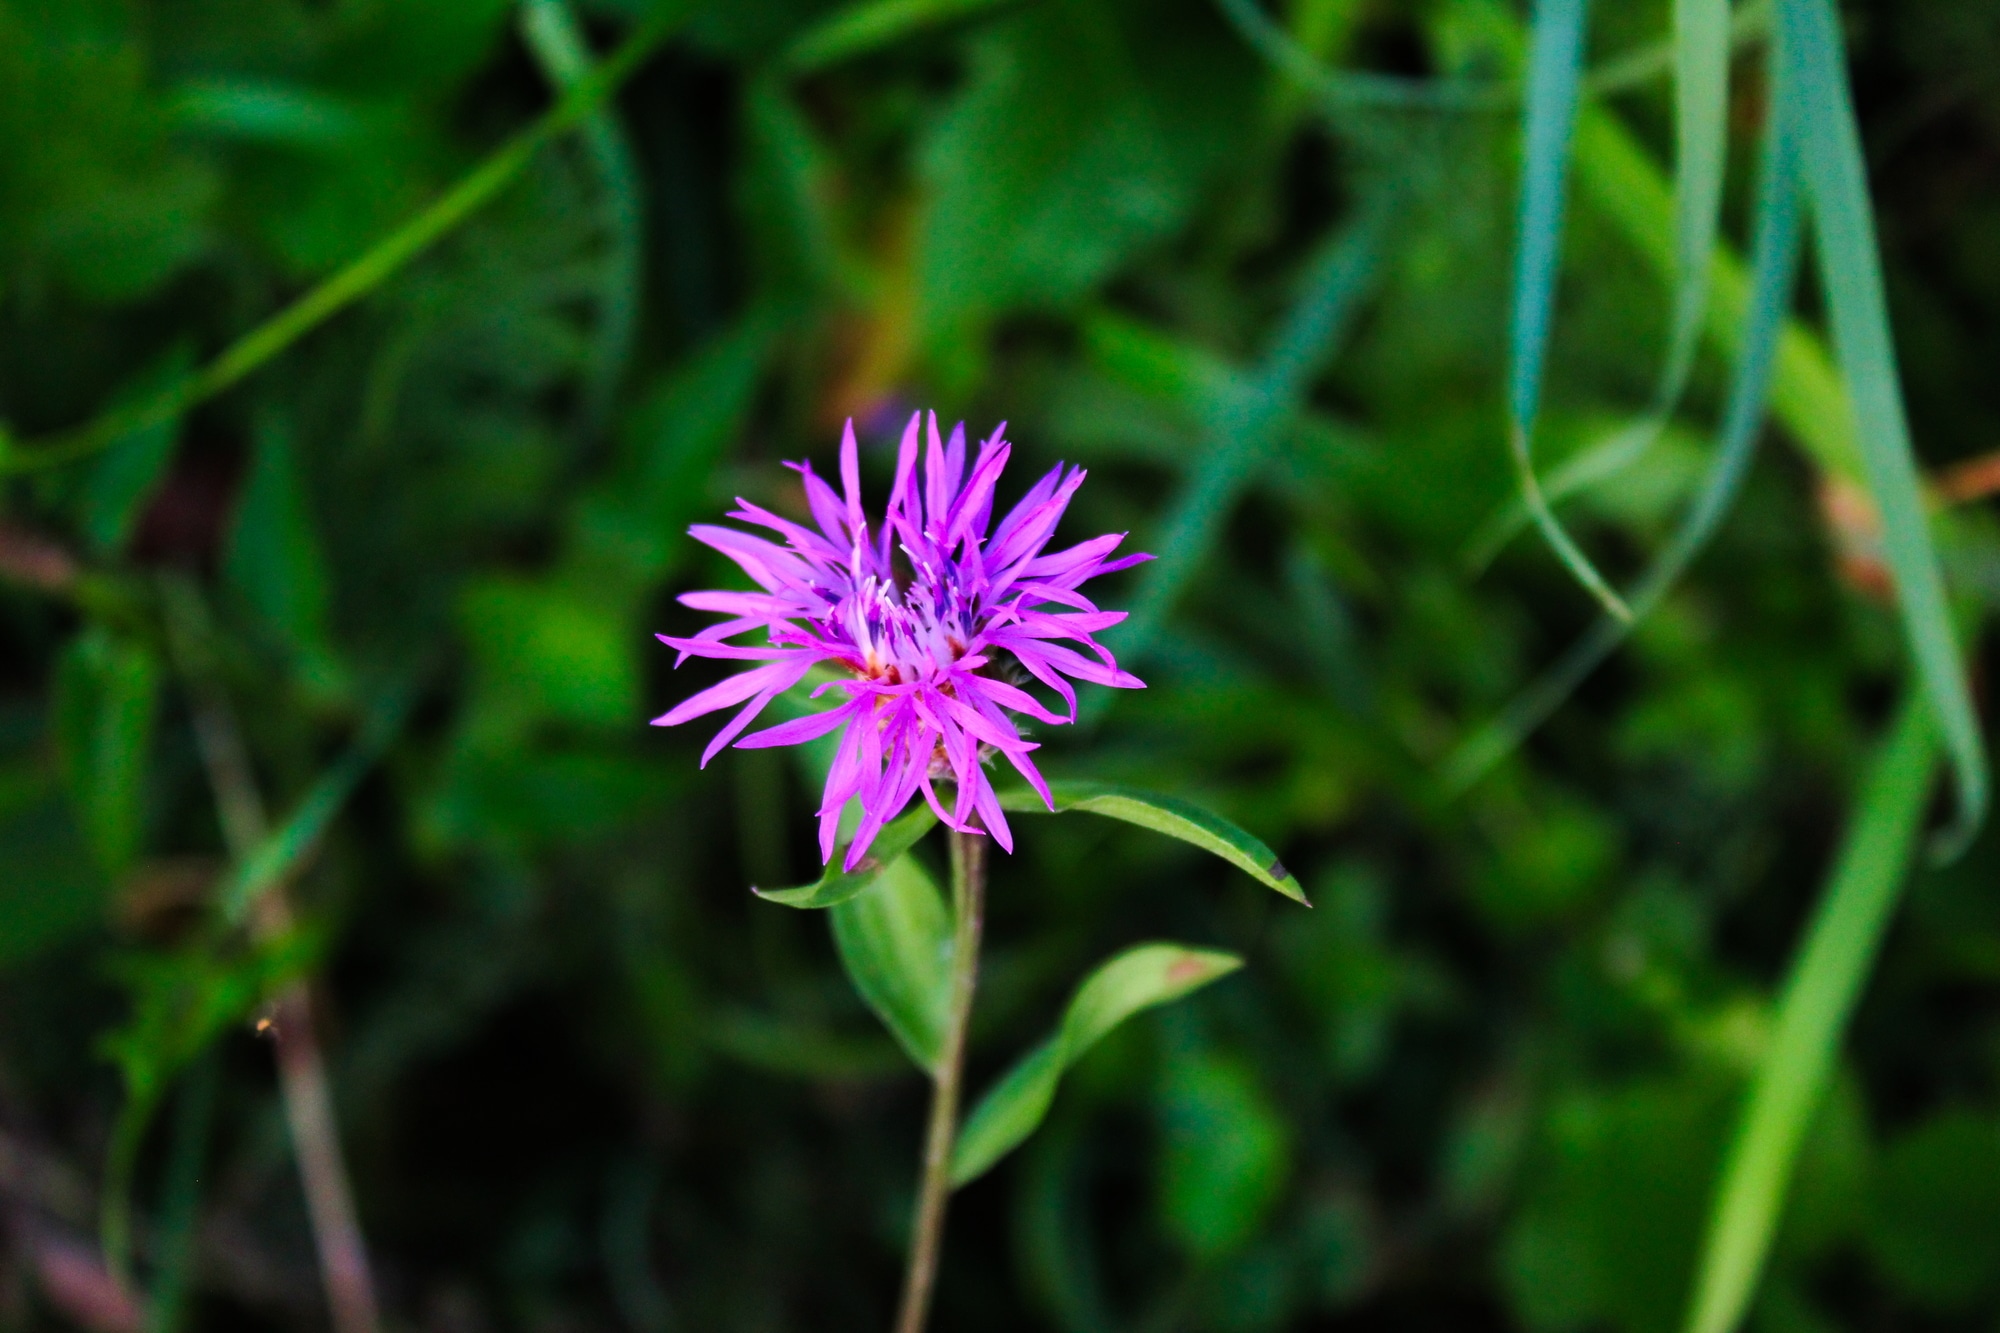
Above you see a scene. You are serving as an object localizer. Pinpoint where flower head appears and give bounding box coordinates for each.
[653,412,1148,869]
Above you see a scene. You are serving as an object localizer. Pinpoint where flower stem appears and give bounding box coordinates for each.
[893,826,986,1333]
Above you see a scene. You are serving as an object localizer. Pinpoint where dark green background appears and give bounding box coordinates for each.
[4,0,2000,1329]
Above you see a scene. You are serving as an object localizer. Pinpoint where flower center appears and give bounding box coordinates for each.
[835,562,972,684]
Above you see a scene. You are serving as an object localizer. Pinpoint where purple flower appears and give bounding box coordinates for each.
[653,412,1148,869]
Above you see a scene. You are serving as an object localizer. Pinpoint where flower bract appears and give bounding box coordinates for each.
[653,412,1147,868]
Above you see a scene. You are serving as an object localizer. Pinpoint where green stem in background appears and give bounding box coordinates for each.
[894,827,986,1333]
[146,1049,220,1333]
[0,5,681,477]
[100,1095,149,1294]
[1682,691,1938,1333]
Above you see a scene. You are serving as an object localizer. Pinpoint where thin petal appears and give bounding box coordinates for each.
[652,657,811,728]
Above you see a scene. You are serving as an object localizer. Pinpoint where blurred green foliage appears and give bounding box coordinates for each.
[4,0,2000,1330]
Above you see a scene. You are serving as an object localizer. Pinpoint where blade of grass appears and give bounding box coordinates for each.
[1509,0,1632,621]
[1682,690,1938,1333]
[1468,0,1730,573]
[0,4,686,475]
[1445,29,1804,791]
[1781,0,1986,859]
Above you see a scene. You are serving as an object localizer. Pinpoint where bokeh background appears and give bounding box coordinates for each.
[5,0,2000,1330]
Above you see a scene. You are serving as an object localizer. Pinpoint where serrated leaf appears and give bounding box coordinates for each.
[754,805,937,908]
[952,943,1242,1185]
[829,854,953,1072]
[999,780,1303,902]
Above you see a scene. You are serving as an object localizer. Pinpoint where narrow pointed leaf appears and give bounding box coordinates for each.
[1780,0,1986,858]
[1465,0,1731,571]
[755,805,938,908]
[1446,33,1805,790]
[829,855,953,1073]
[952,943,1242,1185]
[1509,0,1629,620]
[999,780,1303,902]
[1683,692,1937,1333]
[220,683,413,922]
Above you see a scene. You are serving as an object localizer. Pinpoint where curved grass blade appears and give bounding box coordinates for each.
[1466,0,1730,574]
[1509,0,1631,622]
[951,943,1243,1185]
[1780,0,1986,859]
[998,780,1304,903]
[1683,691,1937,1333]
[754,805,938,908]
[1445,34,1804,793]
[830,855,953,1073]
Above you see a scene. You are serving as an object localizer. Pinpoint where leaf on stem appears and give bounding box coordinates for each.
[830,855,953,1073]
[999,780,1304,902]
[754,805,939,909]
[951,943,1243,1185]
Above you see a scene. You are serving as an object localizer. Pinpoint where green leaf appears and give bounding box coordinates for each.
[786,0,1013,70]
[952,943,1242,1184]
[220,684,413,923]
[52,628,161,875]
[999,780,1304,903]
[1157,1048,1292,1259]
[1682,691,1938,1333]
[829,854,953,1072]
[1462,0,1730,573]
[1445,32,1805,792]
[226,413,344,693]
[1780,0,1986,860]
[1508,0,1631,622]
[1665,0,1731,408]
[754,805,938,908]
